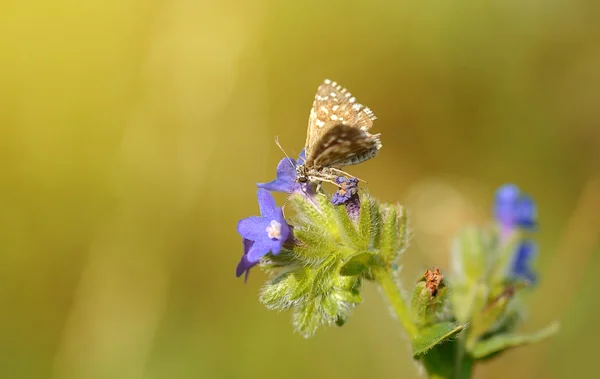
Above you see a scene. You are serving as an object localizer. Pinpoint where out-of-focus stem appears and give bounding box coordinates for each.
[373,266,418,339]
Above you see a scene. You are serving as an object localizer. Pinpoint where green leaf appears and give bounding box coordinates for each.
[450,226,490,283]
[488,232,522,287]
[379,203,409,264]
[292,229,336,262]
[369,199,382,248]
[340,252,372,276]
[379,204,397,253]
[289,193,328,227]
[450,281,489,324]
[314,193,342,239]
[412,321,466,357]
[411,281,430,326]
[292,298,321,338]
[335,288,362,304]
[418,339,473,379]
[321,295,338,318]
[411,281,450,328]
[260,268,309,310]
[466,287,514,350]
[470,321,560,360]
[358,194,379,244]
[333,200,363,247]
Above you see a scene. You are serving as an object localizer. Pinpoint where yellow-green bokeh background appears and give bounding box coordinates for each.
[1,1,599,378]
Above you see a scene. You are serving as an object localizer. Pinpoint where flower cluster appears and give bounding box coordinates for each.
[439,182,556,374]
[236,150,362,281]
[235,148,410,338]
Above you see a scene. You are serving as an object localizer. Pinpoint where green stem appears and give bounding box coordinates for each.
[373,266,418,339]
[454,333,473,379]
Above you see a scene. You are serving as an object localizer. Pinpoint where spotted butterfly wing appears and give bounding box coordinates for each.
[310,125,381,168]
[303,79,380,169]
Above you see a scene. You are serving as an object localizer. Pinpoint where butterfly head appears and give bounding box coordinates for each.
[295,164,309,183]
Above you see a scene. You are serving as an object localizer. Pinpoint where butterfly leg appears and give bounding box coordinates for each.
[315,181,323,194]
[309,176,343,188]
[311,182,332,202]
[328,168,368,184]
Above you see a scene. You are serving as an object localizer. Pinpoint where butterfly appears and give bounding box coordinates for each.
[295,79,382,186]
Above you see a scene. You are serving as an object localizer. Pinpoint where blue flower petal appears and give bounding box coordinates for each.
[274,208,290,243]
[236,239,257,281]
[256,150,308,194]
[495,184,520,203]
[242,237,253,255]
[494,184,521,227]
[493,184,537,232]
[247,238,274,262]
[235,254,248,277]
[515,195,536,229]
[269,240,282,255]
[237,173,293,280]
[510,240,537,283]
[257,157,297,193]
[237,216,269,241]
[257,188,278,220]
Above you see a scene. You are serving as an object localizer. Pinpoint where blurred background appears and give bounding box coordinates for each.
[1,1,598,378]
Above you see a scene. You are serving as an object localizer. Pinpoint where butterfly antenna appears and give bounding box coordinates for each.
[273,136,297,209]
[282,185,294,209]
[275,136,297,169]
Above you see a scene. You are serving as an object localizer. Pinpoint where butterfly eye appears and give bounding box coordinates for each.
[298,177,308,183]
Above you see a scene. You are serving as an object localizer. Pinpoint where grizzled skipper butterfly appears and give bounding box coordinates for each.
[294,79,382,186]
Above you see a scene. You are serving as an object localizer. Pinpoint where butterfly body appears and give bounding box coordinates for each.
[295,79,382,184]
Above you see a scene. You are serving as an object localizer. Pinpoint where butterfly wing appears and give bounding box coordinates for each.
[309,124,382,168]
[305,79,377,165]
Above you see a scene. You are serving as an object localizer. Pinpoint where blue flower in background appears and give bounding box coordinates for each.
[510,240,538,284]
[236,189,291,279]
[494,184,537,235]
[257,150,307,194]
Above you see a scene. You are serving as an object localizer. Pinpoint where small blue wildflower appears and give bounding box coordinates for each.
[494,184,537,234]
[236,189,291,279]
[331,177,359,206]
[257,150,307,194]
[510,240,537,284]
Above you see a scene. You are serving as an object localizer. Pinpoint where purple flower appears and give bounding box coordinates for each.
[345,195,361,221]
[331,177,361,221]
[236,189,291,279]
[331,177,359,206]
[510,240,537,284]
[494,184,537,235]
[257,150,307,194]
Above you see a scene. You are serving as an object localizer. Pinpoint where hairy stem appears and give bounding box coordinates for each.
[373,267,418,339]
